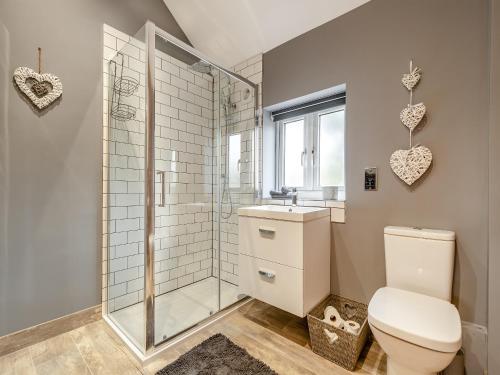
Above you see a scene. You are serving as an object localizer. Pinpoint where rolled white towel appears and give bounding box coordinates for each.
[323,328,339,345]
[322,306,344,329]
[344,320,360,335]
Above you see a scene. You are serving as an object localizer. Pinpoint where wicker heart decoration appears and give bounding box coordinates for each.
[400,103,426,132]
[13,67,62,109]
[390,145,433,186]
[343,303,356,320]
[401,67,421,90]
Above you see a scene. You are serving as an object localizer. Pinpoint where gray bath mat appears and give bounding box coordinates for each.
[156,333,278,375]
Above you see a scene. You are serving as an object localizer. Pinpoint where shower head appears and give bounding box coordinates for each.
[190,61,212,75]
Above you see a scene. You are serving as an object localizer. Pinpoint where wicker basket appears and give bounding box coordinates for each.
[307,294,369,371]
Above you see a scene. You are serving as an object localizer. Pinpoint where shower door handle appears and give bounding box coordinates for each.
[156,171,166,207]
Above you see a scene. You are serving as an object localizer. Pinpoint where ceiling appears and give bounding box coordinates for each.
[163,0,372,67]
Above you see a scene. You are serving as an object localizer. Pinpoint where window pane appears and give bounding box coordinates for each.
[284,119,304,187]
[228,134,241,188]
[319,111,345,187]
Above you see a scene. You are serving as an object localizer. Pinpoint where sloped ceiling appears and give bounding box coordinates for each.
[163,0,372,67]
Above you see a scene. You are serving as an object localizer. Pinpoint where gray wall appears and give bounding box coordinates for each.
[489,0,500,372]
[263,0,489,326]
[0,0,188,337]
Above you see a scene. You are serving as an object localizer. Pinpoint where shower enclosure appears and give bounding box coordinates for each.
[104,21,258,355]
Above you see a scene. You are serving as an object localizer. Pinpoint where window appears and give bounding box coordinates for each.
[283,119,304,187]
[228,133,241,188]
[319,110,345,187]
[276,106,345,192]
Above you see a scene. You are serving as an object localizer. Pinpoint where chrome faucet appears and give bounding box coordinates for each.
[291,188,298,206]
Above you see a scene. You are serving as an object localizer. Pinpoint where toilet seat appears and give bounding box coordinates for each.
[368,287,461,353]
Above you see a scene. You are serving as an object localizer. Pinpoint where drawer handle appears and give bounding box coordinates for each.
[258,227,276,236]
[258,270,275,279]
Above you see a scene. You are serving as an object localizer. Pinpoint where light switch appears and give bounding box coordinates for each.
[364,167,377,191]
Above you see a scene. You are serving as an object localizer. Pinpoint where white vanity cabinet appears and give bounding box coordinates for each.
[238,205,331,317]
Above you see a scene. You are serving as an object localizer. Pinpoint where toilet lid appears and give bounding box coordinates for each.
[368,287,462,353]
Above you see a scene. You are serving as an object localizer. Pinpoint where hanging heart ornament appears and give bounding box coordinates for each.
[390,145,432,186]
[13,67,62,109]
[401,67,421,90]
[343,303,356,319]
[400,102,426,132]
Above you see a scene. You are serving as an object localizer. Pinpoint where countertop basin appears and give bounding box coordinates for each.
[238,205,330,222]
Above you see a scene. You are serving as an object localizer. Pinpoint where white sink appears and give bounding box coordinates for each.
[238,205,330,222]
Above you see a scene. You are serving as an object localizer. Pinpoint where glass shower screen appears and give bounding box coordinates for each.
[151,29,257,346]
[106,21,257,354]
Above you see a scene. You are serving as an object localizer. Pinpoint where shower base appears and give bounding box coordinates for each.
[107,277,241,354]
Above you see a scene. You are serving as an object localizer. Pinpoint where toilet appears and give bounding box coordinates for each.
[368,226,462,375]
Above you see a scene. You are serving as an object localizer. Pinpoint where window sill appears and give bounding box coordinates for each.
[263,189,345,202]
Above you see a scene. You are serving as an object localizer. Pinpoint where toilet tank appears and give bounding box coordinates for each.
[384,226,456,301]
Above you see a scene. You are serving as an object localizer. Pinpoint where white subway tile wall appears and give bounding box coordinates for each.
[103,25,147,314]
[103,25,214,313]
[152,47,215,299]
[102,25,263,314]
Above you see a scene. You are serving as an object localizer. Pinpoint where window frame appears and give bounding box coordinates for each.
[275,104,346,193]
[275,114,307,189]
[314,105,346,189]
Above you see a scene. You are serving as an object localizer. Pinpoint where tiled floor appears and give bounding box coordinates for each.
[110,277,240,347]
[0,299,386,375]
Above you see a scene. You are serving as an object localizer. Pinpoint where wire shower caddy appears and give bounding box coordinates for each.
[110,52,139,121]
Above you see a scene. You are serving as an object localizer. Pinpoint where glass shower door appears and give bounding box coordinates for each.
[152,34,218,344]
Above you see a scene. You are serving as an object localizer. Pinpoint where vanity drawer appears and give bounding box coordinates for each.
[239,216,303,269]
[239,254,304,317]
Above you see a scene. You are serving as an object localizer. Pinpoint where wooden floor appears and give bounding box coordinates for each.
[0,300,386,375]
